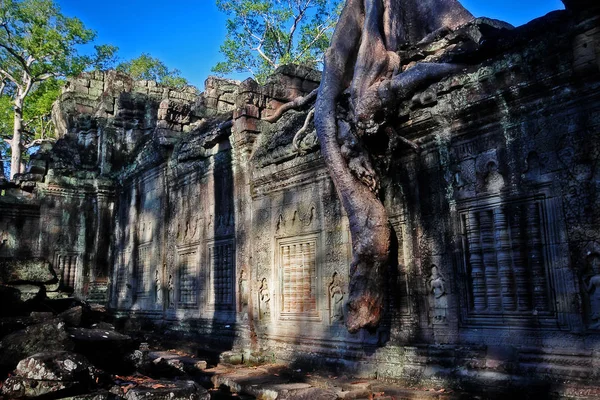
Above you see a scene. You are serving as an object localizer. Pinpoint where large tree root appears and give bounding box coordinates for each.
[315,0,473,332]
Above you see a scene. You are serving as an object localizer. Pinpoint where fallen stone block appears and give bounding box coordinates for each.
[0,258,56,284]
[1,351,98,398]
[118,379,209,400]
[8,283,45,302]
[55,391,117,399]
[0,319,75,372]
[67,327,135,373]
[147,351,208,376]
[59,306,83,327]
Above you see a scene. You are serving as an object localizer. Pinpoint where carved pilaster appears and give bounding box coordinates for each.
[480,210,501,311]
[526,202,549,312]
[466,211,486,311]
[510,205,531,311]
[494,208,516,311]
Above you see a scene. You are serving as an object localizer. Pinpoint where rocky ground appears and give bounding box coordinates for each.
[0,299,462,400]
[0,296,545,400]
[0,260,567,399]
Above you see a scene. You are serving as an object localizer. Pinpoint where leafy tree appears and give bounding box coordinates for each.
[0,0,117,179]
[117,53,189,89]
[213,0,341,83]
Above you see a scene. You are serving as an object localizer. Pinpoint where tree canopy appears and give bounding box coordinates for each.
[213,0,341,83]
[116,53,189,89]
[0,0,117,178]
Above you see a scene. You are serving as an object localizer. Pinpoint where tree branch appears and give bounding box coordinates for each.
[294,16,335,62]
[261,13,286,59]
[287,0,311,54]
[24,138,56,149]
[0,67,20,89]
[34,72,56,82]
[0,43,30,74]
[243,23,277,68]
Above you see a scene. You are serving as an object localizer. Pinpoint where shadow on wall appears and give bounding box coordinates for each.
[210,139,236,351]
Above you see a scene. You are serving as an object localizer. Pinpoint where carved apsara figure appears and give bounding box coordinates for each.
[258,278,271,319]
[585,253,600,329]
[238,269,249,318]
[429,265,447,323]
[167,274,175,309]
[329,272,345,324]
[154,269,162,305]
[484,161,505,192]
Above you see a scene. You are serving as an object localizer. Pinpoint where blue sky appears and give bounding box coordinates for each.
[57,0,565,89]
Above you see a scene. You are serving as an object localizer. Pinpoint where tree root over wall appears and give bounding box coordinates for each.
[314,0,473,332]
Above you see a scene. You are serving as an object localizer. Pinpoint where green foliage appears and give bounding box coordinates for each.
[0,0,117,86]
[0,0,118,177]
[117,53,189,89]
[213,0,341,83]
[22,78,61,139]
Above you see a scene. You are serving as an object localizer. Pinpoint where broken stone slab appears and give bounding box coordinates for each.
[59,306,83,327]
[0,258,56,284]
[90,321,116,330]
[2,375,79,398]
[147,351,208,376]
[67,327,135,373]
[1,351,98,398]
[0,284,25,317]
[0,319,75,372]
[8,283,45,302]
[14,351,98,382]
[117,380,209,400]
[56,392,117,400]
[29,311,55,323]
[213,371,338,400]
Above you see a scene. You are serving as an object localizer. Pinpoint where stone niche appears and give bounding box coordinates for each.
[1,6,600,393]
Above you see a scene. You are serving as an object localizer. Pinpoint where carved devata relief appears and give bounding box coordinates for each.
[258,277,271,320]
[328,272,345,324]
[582,243,600,330]
[238,269,249,320]
[428,265,447,324]
[475,150,505,194]
[275,202,317,237]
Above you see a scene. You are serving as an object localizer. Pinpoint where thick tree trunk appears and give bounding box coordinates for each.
[315,0,473,332]
[10,96,24,180]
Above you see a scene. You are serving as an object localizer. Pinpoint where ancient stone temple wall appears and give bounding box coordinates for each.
[1,7,600,390]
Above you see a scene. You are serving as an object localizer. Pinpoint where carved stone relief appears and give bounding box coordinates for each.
[208,239,235,310]
[581,243,600,330]
[53,252,79,290]
[475,150,505,194]
[460,197,553,322]
[238,269,249,319]
[178,249,198,309]
[429,265,447,324]
[274,202,317,237]
[278,235,319,319]
[328,272,344,324]
[167,273,175,309]
[154,267,162,306]
[258,277,271,320]
[135,244,152,302]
